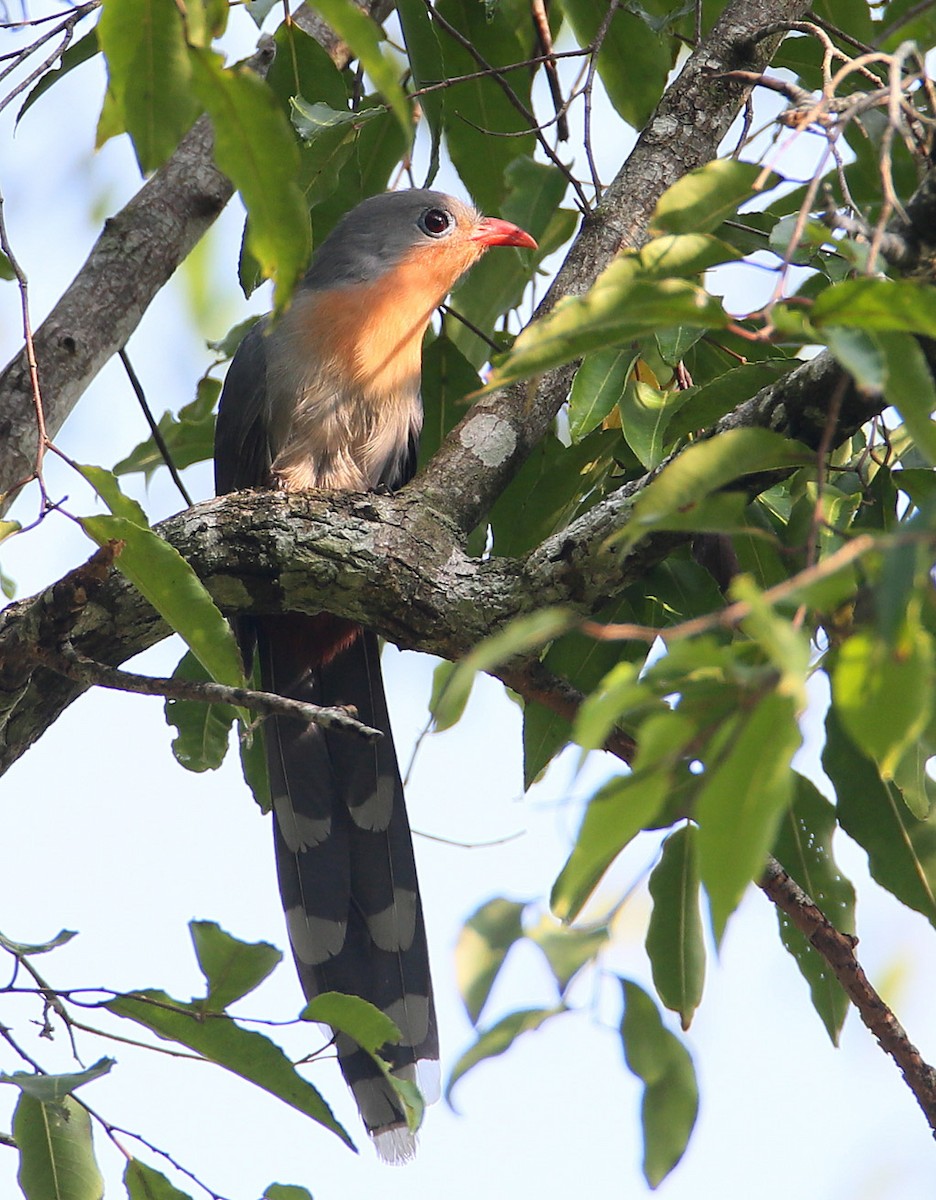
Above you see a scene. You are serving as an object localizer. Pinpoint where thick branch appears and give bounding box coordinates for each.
[0,490,519,771]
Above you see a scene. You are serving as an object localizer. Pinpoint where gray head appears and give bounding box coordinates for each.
[301,190,536,292]
[303,191,479,290]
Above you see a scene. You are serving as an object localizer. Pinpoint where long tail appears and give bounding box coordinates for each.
[254,614,439,1161]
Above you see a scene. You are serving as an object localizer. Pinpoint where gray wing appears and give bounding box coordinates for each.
[214,318,276,494]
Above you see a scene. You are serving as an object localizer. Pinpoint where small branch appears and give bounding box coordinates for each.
[118,349,193,508]
[38,646,383,740]
[760,857,936,1136]
[421,0,590,211]
[530,0,569,142]
[581,533,879,645]
[496,656,637,764]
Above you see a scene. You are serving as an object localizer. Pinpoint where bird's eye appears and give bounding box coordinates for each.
[419,208,453,238]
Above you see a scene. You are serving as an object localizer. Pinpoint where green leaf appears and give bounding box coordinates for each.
[422,661,462,735]
[522,699,571,789]
[188,48,310,309]
[877,331,936,466]
[0,251,14,281]
[487,428,619,559]
[17,28,100,124]
[432,609,573,731]
[455,898,526,1024]
[432,0,535,211]
[240,716,272,812]
[646,826,705,1030]
[183,0,228,47]
[446,1007,561,1102]
[832,623,933,781]
[824,326,885,391]
[267,23,348,112]
[302,96,408,247]
[97,0,198,171]
[264,1187,314,1200]
[572,660,646,753]
[190,921,282,1012]
[652,160,766,235]
[620,428,812,549]
[106,990,354,1147]
[291,98,382,141]
[125,1160,193,1200]
[619,979,698,1188]
[80,515,244,690]
[14,1095,104,1200]
[560,0,670,130]
[771,774,855,1044]
[552,713,697,923]
[526,914,609,992]
[812,278,936,338]
[77,462,149,524]
[114,377,219,479]
[208,316,262,360]
[244,0,278,26]
[302,992,401,1054]
[418,335,482,466]
[523,598,649,786]
[486,238,732,391]
[619,378,688,470]
[307,0,410,141]
[665,362,793,441]
[697,691,800,941]
[568,349,635,443]
[2,1060,114,1104]
[448,157,572,366]
[95,84,125,147]
[823,707,936,927]
[732,574,811,705]
[165,651,237,773]
[428,659,473,734]
[0,928,76,956]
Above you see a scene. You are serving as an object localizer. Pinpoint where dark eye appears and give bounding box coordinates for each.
[419,208,453,237]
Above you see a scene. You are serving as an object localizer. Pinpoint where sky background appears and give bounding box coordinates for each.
[2,8,936,1199]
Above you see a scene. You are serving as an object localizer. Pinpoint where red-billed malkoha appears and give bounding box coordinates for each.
[214,190,536,1161]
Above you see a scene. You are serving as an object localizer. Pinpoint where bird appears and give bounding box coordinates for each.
[214,189,536,1162]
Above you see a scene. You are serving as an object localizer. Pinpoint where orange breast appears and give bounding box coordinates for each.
[295,236,484,399]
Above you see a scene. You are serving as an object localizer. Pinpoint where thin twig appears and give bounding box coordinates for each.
[81,1100,233,1200]
[118,348,194,508]
[581,533,880,645]
[38,645,383,740]
[530,0,568,141]
[422,0,590,211]
[581,0,620,199]
[874,0,936,47]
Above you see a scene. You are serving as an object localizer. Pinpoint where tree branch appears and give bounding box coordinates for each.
[760,857,936,1136]
[37,645,383,739]
[413,0,815,533]
[0,1,394,505]
[0,285,909,776]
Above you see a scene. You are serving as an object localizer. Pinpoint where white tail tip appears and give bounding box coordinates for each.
[372,1125,418,1164]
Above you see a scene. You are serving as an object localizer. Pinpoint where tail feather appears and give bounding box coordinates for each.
[255,616,438,1145]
